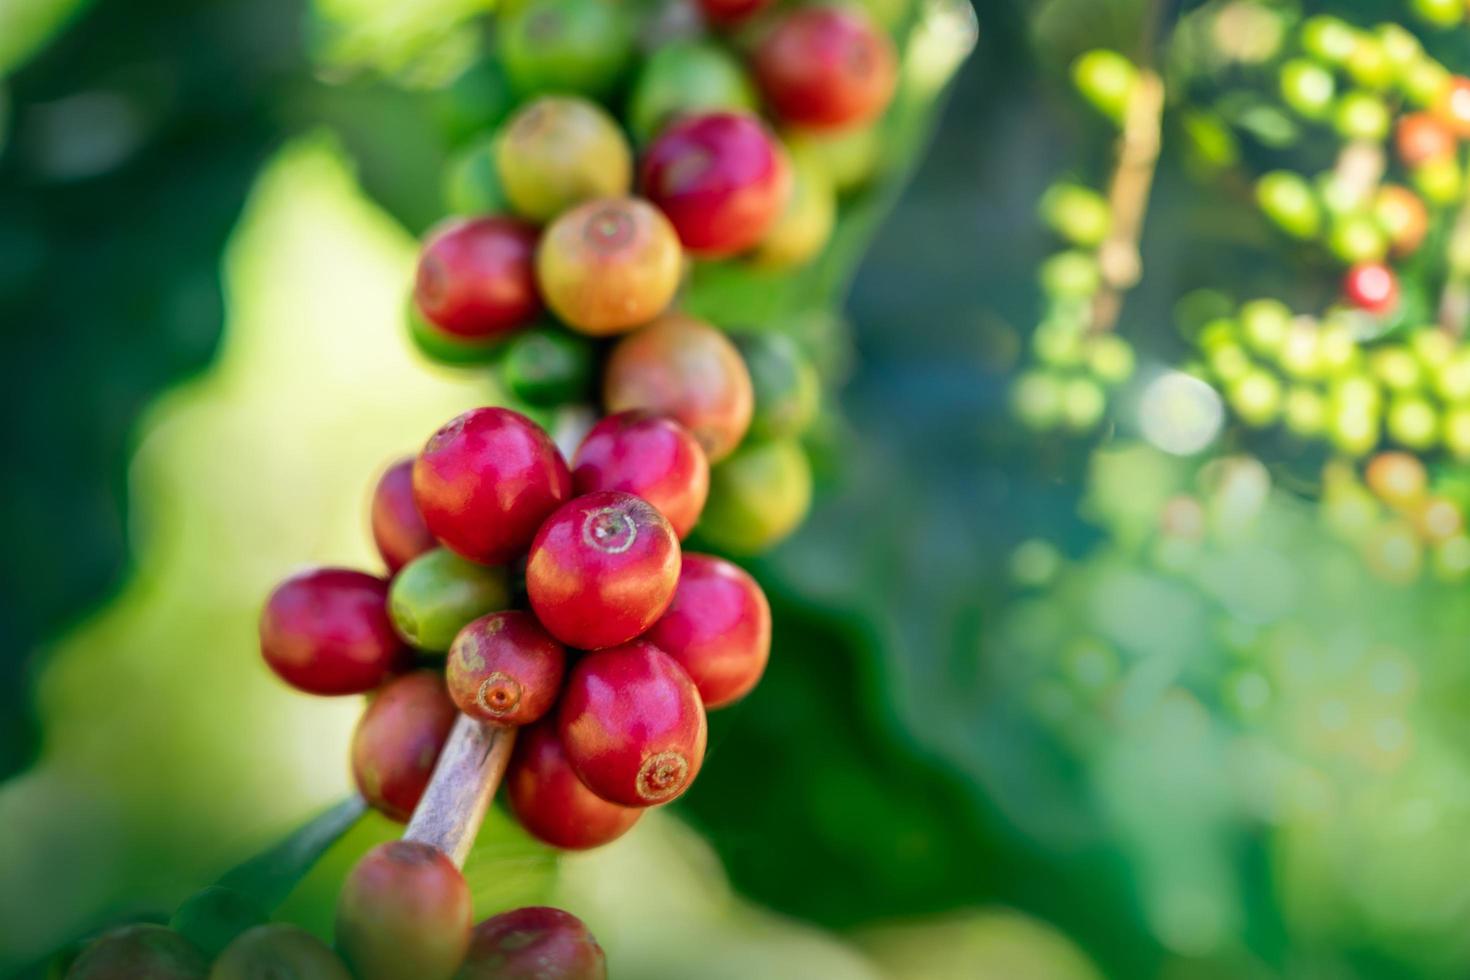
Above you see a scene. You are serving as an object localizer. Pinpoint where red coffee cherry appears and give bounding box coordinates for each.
[571,411,709,539]
[371,458,437,574]
[526,491,681,650]
[557,640,707,806]
[351,670,457,822]
[1437,75,1470,139]
[647,554,771,708]
[259,569,407,695]
[754,6,898,131]
[336,841,472,980]
[506,719,641,850]
[1344,261,1399,315]
[414,217,542,340]
[459,907,607,980]
[603,312,754,463]
[413,408,571,565]
[1396,112,1457,168]
[640,112,793,257]
[446,611,566,726]
[536,197,683,336]
[697,0,775,27]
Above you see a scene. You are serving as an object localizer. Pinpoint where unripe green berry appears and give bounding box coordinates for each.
[1279,59,1335,119]
[735,332,821,441]
[1318,324,1360,376]
[1284,386,1328,437]
[1039,250,1101,299]
[1432,534,1470,580]
[751,147,837,270]
[389,549,511,652]
[1402,58,1452,106]
[1334,91,1391,141]
[1443,406,1470,457]
[1278,328,1323,380]
[1239,298,1292,354]
[409,305,504,367]
[1086,334,1135,385]
[1060,376,1107,430]
[1435,351,1470,402]
[783,125,881,195]
[1413,158,1463,205]
[1071,49,1137,124]
[1371,347,1424,391]
[1039,183,1112,247]
[1228,368,1283,427]
[67,925,206,980]
[1346,38,1393,90]
[169,886,268,961]
[1256,171,1321,238]
[1329,214,1389,262]
[496,97,632,223]
[442,136,506,216]
[1301,16,1359,65]
[1012,371,1065,430]
[1331,405,1381,456]
[501,326,597,408]
[1032,320,1086,368]
[210,924,350,980]
[1387,396,1439,448]
[627,42,758,143]
[1410,0,1463,28]
[698,439,813,555]
[1376,24,1421,69]
[499,0,634,100]
[1208,342,1252,384]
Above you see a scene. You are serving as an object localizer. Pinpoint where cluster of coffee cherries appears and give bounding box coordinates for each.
[1321,452,1470,584]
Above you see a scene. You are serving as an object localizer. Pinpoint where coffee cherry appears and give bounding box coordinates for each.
[447,611,566,725]
[603,313,755,462]
[389,549,512,652]
[210,924,350,980]
[409,304,504,367]
[459,907,607,979]
[1366,451,1428,509]
[1256,171,1321,239]
[1279,58,1335,120]
[444,136,507,216]
[501,326,597,407]
[1301,16,1358,64]
[1071,49,1137,124]
[1328,213,1388,264]
[1375,186,1429,257]
[1343,262,1399,315]
[413,407,571,564]
[640,112,793,257]
[372,458,437,574]
[1396,112,1457,167]
[751,148,836,269]
[527,491,681,649]
[754,7,898,131]
[571,411,710,539]
[536,197,683,336]
[499,0,634,101]
[1437,75,1470,137]
[1334,91,1391,141]
[260,569,406,696]
[66,925,206,980]
[558,641,707,806]
[1412,0,1463,27]
[169,886,268,960]
[648,554,771,708]
[734,332,820,440]
[497,97,633,223]
[697,0,775,27]
[336,841,472,980]
[352,670,457,821]
[697,438,812,555]
[506,719,641,850]
[1415,156,1464,205]
[784,124,881,195]
[628,41,759,143]
[1038,182,1111,248]
[414,217,541,341]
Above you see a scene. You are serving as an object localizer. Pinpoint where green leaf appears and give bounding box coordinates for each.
[215,796,368,913]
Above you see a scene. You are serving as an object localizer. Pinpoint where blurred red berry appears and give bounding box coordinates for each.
[371,458,437,574]
[648,554,771,708]
[1437,76,1470,139]
[446,611,566,726]
[414,217,542,340]
[351,670,457,822]
[336,841,471,980]
[1396,112,1457,167]
[696,0,774,27]
[1344,262,1399,315]
[571,411,709,539]
[754,7,898,130]
[506,719,642,850]
[259,569,407,695]
[459,907,607,980]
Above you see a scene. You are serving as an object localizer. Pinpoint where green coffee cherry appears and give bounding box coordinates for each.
[1371,347,1424,392]
[1444,406,1470,457]
[1012,371,1066,430]
[1208,342,1252,384]
[501,326,597,407]
[1039,183,1112,247]
[211,924,351,980]
[1060,376,1107,431]
[442,135,506,215]
[1279,59,1335,119]
[735,332,821,441]
[1331,404,1381,456]
[1329,214,1389,263]
[1039,250,1101,299]
[408,304,504,367]
[1228,368,1283,427]
[1301,16,1359,65]
[435,59,515,148]
[627,41,758,143]
[1376,24,1421,69]
[784,125,882,196]
[1413,157,1463,205]
[169,886,268,961]
[1072,49,1138,124]
[67,926,207,980]
[1032,319,1087,368]
[1239,299,1292,355]
[1410,0,1463,28]
[1284,386,1328,437]
[1086,334,1135,385]
[1346,38,1394,91]
[1256,171,1321,238]
[1402,58,1452,107]
[496,96,632,223]
[1435,351,1470,402]
[499,0,634,100]
[1334,91,1391,141]
[1387,395,1439,449]
[698,440,813,555]
[751,148,837,270]
[389,549,511,651]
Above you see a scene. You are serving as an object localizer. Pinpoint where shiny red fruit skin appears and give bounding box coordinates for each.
[336,841,471,980]
[506,719,642,850]
[697,0,775,26]
[526,491,681,650]
[414,217,542,340]
[571,411,709,539]
[413,408,571,565]
[754,7,898,130]
[259,569,407,695]
[351,670,457,822]
[372,458,437,574]
[446,611,566,726]
[1344,262,1399,315]
[1396,112,1457,168]
[640,112,792,257]
[460,907,607,980]
[647,553,771,708]
[557,640,707,807]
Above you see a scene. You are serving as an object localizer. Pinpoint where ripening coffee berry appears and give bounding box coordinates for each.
[571,411,710,539]
[640,112,793,257]
[372,458,437,574]
[697,0,775,27]
[734,332,820,440]
[506,719,642,850]
[648,554,771,708]
[389,549,512,652]
[337,843,471,980]
[1256,171,1322,239]
[66,925,207,980]
[1366,451,1428,508]
[408,303,504,367]
[1437,75,1470,137]
[497,97,633,223]
[459,907,607,980]
[784,124,882,195]
[527,491,681,649]
[352,670,457,821]
[501,326,597,407]
[260,569,407,696]
[603,313,755,462]
[536,198,683,336]
[558,641,708,806]
[1396,112,1457,167]
[413,407,571,564]
[414,217,541,340]
[446,611,565,725]
[697,439,813,555]
[498,0,634,101]
[1375,185,1429,257]
[210,924,351,980]
[627,41,759,143]
[1343,262,1400,315]
[751,148,836,269]
[168,886,268,960]
[754,7,898,131]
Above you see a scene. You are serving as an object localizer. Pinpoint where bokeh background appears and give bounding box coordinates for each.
[7,0,1470,977]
